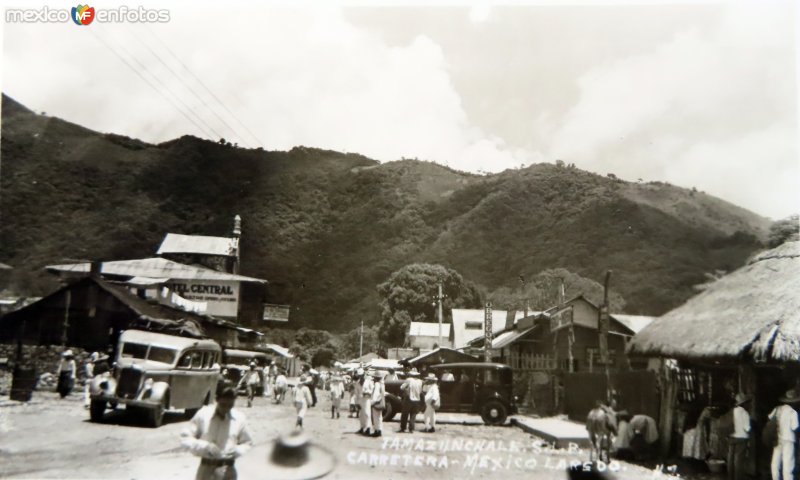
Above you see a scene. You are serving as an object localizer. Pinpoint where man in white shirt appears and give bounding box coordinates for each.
[770,389,800,480]
[370,371,386,437]
[399,370,423,433]
[359,371,375,435]
[181,385,253,480]
[728,393,751,480]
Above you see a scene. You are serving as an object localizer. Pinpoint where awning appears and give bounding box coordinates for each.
[491,325,537,349]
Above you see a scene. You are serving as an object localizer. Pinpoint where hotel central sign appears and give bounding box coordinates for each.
[165,280,239,318]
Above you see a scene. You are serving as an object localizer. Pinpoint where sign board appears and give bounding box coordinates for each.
[263,304,290,322]
[164,280,239,318]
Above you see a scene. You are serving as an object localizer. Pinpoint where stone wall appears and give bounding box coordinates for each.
[0,344,92,396]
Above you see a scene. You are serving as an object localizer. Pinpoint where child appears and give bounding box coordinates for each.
[294,375,313,429]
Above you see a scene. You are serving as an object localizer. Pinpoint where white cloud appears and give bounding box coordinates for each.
[545,2,798,218]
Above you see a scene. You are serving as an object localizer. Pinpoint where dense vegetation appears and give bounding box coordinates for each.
[1,95,770,332]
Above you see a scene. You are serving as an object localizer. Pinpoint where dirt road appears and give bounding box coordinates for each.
[1,391,659,480]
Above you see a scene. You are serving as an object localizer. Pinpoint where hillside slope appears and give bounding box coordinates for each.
[0,95,770,329]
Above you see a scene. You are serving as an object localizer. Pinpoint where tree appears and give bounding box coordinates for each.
[377,264,483,346]
[487,268,625,313]
[289,328,339,363]
[768,214,799,248]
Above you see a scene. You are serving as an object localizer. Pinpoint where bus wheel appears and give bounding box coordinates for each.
[89,399,106,422]
[148,394,167,428]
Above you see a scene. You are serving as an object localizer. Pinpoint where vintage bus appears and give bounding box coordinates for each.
[89,330,222,427]
[221,349,269,396]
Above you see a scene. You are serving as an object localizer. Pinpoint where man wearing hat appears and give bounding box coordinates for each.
[293,375,314,429]
[181,384,253,480]
[370,370,386,437]
[728,393,752,480]
[423,373,440,433]
[237,362,261,408]
[769,389,799,480]
[399,369,423,433]
[83,352,99,409]
[359,370,375,435]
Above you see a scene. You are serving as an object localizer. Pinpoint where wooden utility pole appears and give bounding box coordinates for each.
[359,320,364,358]
[518,275,528,318]
[599,271,612,390]
[437,281,444,347]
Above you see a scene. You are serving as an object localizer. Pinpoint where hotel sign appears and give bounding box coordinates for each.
[165,280,239,318]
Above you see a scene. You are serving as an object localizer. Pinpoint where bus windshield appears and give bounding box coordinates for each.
[121,342,148,359]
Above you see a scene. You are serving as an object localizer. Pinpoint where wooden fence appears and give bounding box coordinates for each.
[507,352,557,371]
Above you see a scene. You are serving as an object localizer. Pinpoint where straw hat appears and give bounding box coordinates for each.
[424,373,438,383]
[371,370,385,379]
[407,369,420,377]
[735,393,751,406]
[779,389,800,404]
[356,368,365,376]
[240,430,335,480]
[62,349,74,358]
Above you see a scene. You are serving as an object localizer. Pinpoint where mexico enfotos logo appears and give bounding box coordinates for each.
[5,5,171,24]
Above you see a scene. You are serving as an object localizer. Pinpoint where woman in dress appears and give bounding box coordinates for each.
[56,350,77,399]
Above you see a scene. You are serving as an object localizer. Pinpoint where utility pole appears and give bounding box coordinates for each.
[437,281,444,347]
[359,320,364,358]
[599,270,612,393]
[484,302,493,362]
[518,275,528,318]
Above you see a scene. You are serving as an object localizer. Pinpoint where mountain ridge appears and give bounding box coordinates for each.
[0,94,770,330]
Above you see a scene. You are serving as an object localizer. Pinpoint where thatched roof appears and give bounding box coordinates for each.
[627,241,800,363]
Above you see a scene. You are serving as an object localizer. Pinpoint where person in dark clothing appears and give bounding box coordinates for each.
[302,365,318,407]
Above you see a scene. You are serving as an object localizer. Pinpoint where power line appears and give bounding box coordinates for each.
[144,24,264,147]
[94,25,227,141]
[126,25,252,147]
[88,27,216,140]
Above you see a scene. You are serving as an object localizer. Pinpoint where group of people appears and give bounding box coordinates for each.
[54,349,110,407]
[726,389,800,480]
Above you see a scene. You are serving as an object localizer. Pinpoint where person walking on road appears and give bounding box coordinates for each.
[83,352,99,408]
[273,369,288,404]
[329,373,345,419]
[359,370,375,435]
[302,365,319,407]
[56,349,77,399]
[769,389,800,480]
[423,373,440,433]
[727,393,752,480]
[181,385,253,480]
[294,375,314,429]
[399,369,422,433]
[370,370,386,437]
[237,362,261,408]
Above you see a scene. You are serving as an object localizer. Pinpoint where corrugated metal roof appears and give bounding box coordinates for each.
[612,314,655,334]
[491,325,537,349]
[45,257,266,283]
[451,309,527,350]
[157,233,237,257]
[408,322,451,338]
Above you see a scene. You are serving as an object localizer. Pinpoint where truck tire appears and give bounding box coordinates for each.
[89,399,106,422]
[480,400,508,425]
[382,398,398,421]
[148,393,168,428]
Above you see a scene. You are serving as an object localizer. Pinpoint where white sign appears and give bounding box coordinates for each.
[165,280,239,318]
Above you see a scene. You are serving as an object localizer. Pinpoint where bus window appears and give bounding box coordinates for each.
[148,346,177,365]
[178,353,192,369]
[203,352,214,369]
[121,343,148,359]
[190,351,203,368]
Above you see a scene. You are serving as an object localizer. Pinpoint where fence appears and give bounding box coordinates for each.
[507,352,557,371]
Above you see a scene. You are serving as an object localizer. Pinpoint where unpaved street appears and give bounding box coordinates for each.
[1,390,658,480]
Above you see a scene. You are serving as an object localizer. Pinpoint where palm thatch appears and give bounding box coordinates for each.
[627,241,800,363]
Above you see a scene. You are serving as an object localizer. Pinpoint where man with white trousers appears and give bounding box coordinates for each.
[423,373,440,433]
[359,370,374,435]
[370,370,386,437]
[770,389,799,480]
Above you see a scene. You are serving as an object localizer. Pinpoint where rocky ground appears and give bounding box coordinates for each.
[1,389,668,480]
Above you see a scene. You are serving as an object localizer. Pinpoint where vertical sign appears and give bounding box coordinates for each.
[484,302,493,362]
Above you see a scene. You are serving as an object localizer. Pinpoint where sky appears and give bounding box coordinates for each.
[1,0,798,219]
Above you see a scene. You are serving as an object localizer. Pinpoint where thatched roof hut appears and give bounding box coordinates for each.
[628,241,800,363]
